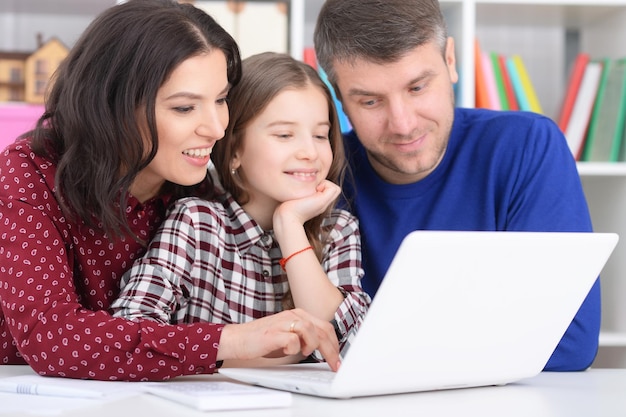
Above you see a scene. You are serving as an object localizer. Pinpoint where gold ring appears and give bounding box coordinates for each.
[289,321,297,333]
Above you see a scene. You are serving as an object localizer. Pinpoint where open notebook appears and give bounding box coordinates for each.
[220,231,618,398]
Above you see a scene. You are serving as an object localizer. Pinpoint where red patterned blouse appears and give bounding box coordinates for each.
[0,138,224,381]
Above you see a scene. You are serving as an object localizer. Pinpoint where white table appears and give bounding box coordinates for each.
[1,365,625,417]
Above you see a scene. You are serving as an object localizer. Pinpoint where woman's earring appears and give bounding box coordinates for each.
[231,168,236,175]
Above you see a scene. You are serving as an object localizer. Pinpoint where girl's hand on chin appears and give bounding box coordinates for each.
[274,180,341,227]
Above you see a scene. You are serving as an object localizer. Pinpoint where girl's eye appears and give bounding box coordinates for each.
[217,97,229,105]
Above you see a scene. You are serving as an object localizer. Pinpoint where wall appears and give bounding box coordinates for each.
[0,103,44,150]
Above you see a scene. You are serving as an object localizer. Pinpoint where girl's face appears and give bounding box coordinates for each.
[130,50,230,202]
[232,84,333,216]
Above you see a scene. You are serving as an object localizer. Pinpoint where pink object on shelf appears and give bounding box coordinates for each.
[0,104,45,150]
[481,51,501,110]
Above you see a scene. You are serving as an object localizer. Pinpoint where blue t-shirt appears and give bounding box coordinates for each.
[342,107,598,371]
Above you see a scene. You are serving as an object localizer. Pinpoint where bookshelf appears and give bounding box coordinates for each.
[291,0,626,368]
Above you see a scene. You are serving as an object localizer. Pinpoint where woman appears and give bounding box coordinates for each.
[0,0,339,381]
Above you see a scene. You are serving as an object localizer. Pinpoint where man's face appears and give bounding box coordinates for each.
[334,38,458,184]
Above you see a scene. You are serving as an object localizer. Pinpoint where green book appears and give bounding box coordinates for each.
[582,58,626,162]
[490,52,509,110]
[616,59,626,162]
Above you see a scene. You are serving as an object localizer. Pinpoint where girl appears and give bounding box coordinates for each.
[111,52,371,363]
[0,0,339,381]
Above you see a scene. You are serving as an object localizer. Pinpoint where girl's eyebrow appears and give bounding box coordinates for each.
[266,120,331,128]
[267,120,296,127]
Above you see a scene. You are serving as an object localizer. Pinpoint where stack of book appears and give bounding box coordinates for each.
[474,39,542,114]
[558,53,626,162]
[475,39,626,163]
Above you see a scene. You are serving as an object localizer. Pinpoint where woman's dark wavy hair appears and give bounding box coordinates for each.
[27,0,241,239]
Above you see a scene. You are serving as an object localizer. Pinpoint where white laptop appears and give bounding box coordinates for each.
[220,231,618,398]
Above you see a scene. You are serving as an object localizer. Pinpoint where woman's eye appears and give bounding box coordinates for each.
[174,106,194,114]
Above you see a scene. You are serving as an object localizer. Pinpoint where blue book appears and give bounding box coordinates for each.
[317,66,352,133]
[506,57,531,112]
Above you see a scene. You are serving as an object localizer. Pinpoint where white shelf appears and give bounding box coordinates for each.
[577,163,626,177]
[600,332,626,347]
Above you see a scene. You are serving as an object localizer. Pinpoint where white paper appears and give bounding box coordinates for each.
[0,374,143,416]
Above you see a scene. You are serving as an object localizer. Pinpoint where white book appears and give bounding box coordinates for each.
[564,61,603,159]
[143,380,292,411]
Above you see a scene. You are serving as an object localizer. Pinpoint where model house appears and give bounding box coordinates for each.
[0,36,68,104]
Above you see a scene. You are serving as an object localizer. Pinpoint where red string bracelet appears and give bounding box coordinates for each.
[279,245,313,271]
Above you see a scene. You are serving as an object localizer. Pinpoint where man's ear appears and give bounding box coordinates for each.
[445,37,459,84]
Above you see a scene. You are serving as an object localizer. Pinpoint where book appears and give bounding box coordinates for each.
[498,54,519,111]
[143,380,292,411]
[506,56,530,112]
[491,52,509,110]
[0,374,135,399]
[317,65,352,132]
[302,47,317,69]
[509,54,543,114]
[482,51,500,110]
[564,61,603,160]
[619,103,626,161]
[474,39,490,109]
[582,58,626,162]
[558,52,591,133]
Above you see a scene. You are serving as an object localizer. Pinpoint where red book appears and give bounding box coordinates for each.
[497,54,519,111]
[302,47,317,69]
[558,52,591,133]
[474,39,490,109]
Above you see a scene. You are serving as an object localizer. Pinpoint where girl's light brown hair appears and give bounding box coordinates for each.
[212,52,346,306]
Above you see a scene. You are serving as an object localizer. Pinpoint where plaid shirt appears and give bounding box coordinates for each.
[111,193,370,356]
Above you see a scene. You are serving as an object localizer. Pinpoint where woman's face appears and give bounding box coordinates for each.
[130,50,230,202]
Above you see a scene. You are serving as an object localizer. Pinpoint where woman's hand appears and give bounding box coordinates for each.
[217,308,341,371]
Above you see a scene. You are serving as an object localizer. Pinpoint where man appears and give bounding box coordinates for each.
[314,0,598,371]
